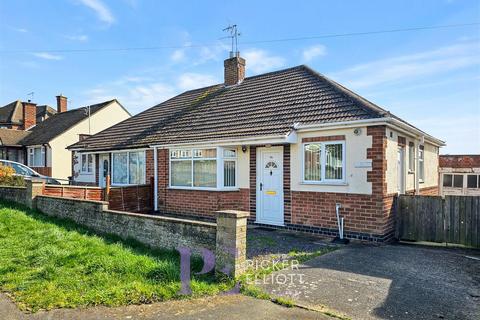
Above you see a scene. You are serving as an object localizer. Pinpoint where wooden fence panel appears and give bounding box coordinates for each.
[397,195,479,248]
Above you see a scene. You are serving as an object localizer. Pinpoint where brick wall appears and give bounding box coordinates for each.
[150,149,249,217]
[418,186,439,196]
[288,126,397,241]
[439,155,480,168]
[0,186,27,206]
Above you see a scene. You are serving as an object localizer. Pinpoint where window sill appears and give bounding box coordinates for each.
[300,181,348,186]
[168,186,240,192]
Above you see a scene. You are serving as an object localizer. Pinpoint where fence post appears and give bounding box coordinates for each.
[25,179,44,209]
[104,175,111,202]
[215,210,249,278]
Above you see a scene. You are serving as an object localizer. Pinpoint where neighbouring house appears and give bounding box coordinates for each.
[69,53,444,241]
[0,96,131,180]
[439,155,480,196]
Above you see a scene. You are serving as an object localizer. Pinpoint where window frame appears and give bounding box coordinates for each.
[301,140,346,185]
[111,150,146,186]
[408,142,415,172]
[418,145,425,182]
[169,146,238,190]
[27,146,45,167]
[467,174,479,189]
[80,153,94,174]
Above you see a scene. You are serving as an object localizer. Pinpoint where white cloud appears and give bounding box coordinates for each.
[81,72,219,114]
[65,34,89,42]
[33,52,63,60]
[330,42,480,89]
[242,49,286,74]
[177,73,218,91]
[302,45,327,62]
[171,49,186,62]
[78,0,115,25]
[10,27,28,33]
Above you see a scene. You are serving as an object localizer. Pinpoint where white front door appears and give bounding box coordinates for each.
[99,154,110,188]
[397,147,405,194]
[256,147,284,225]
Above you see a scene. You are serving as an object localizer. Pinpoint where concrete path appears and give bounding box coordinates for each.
[0,293,329,320]
[259,243,480,320]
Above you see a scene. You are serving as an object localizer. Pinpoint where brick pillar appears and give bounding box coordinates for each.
[215,210,249,278]
[25,179,44,209]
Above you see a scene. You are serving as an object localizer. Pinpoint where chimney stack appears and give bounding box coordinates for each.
[22,101,37,129]
[56,95,67,113]
[224,52,246,86]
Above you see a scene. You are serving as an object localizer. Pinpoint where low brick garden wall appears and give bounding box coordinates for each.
[0,181,249,277]
[36,195,217,252]
[0,185,27,206]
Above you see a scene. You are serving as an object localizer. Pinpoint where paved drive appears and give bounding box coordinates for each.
[260,243,480,320]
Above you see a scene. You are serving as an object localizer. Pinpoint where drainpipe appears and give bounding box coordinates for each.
[153,146,158,211]
[414,137,421,195]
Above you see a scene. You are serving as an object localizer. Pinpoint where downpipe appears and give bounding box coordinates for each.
[332,203,350,244]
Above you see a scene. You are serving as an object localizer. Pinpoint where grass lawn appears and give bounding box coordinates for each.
[0,201,232,312]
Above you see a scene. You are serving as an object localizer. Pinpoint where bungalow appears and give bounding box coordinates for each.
[69,53,444,241]
[0,96,131,180]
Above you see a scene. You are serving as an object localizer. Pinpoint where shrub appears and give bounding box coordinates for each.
[0,164,25,187]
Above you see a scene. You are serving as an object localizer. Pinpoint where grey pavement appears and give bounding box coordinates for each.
[0,293,329,320]
[259,243,480,320]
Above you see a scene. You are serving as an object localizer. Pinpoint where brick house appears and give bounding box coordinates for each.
[439,155,480,196]
[0,96,131,179]
[69,53,444,241]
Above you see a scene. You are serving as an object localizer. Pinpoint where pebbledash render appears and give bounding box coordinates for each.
[68,52,444,242]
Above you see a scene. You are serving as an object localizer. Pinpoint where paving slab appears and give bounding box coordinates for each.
[259,243,480,320]
[0,293,330,320]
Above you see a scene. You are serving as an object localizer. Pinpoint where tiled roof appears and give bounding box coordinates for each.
[70,65,392,151]
[0,100,23,125]
[20,100,115,146]
[0,128,31,146]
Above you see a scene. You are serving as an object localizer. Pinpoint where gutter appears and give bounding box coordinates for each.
[149,131,297,149]
[295,117,445,147]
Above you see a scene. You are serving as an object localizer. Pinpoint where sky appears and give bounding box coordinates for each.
[0,0,479,154]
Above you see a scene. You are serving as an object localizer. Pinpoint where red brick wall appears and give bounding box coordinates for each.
[31,166,52,177]
[439,155,480,168]
[22,102,36,129]
[289,126,396,240]
[150,149,249,217]
[418,186,439,196]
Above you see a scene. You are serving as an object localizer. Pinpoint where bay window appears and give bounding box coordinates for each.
[112,150,145,185]
[170,147,237,189]
[303,141,345,183]
[28,147,45,167]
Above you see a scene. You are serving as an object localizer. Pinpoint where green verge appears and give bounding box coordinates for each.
[0,201,233,312]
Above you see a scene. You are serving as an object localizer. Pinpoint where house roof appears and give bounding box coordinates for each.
[36,105,57,122]
[0,100,23,125]
[0,128,31,146]
[69,65,439,152]
[19,100,116,146]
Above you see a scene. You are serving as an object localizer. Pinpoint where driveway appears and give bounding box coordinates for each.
[259,243,480,320]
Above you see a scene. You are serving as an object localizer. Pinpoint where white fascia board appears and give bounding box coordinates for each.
[150,132,296,149]
[296,117,445,147]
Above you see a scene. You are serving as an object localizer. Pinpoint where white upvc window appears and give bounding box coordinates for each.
[418,145,425,182]
[80,153,94,174]
[112,150,146,185]
[28,146,45,167]
[169,147,237,190]
[302,141,346,184]
[408,142,415,172]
